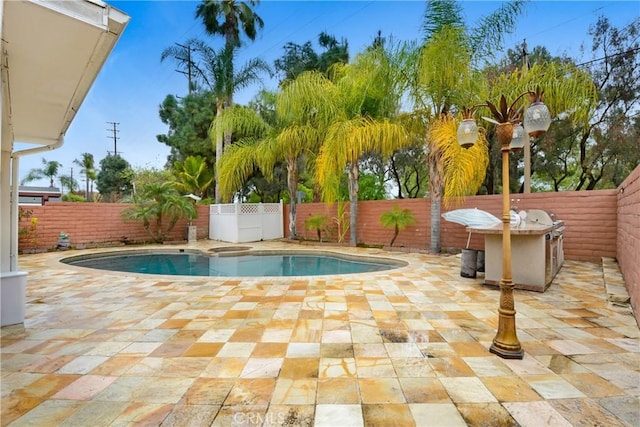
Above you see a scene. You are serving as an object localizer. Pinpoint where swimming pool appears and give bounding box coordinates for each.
[62,249,406,277]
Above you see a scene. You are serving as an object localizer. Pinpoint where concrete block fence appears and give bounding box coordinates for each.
[18,203,210,251]
[286,190,618,262]
[617,167,640,322]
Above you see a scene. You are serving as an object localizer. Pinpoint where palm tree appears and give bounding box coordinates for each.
[305,214,329,242]
[406,0,528,253]
[410,1,597,254]
[195,0,266,202]
[86,169,97,202]
[407,25,487,253]
[195,0,264,50]
[59,174,78,195]
[196,42,270,203]
[380,205,416,247]
[161,39,269,203]
[21,158,62,187]
[315,46,410,245]
[122,181,197,243]
[217,74,333,238]
[74,153,96,202]
[173,155,215,198]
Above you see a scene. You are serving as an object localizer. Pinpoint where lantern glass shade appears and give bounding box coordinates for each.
[510,123,527,151]
[457,119,479,148]
[524,102,551,137]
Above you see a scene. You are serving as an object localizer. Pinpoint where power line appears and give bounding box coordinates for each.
[575,46,640,67]
[175,42,196,94]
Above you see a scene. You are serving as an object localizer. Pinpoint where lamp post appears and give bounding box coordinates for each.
[457,88,551,359]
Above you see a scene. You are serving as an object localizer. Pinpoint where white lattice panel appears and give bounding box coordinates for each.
[263,204,281,214]
[209,201,284,243]
[241,204,259,214]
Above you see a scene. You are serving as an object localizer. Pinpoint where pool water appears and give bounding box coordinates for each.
[65,252,401,277]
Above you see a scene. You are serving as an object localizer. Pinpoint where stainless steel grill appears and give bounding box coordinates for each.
[525,209,565,283]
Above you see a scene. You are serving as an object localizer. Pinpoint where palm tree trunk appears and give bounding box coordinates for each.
[85,173,90,201]
[287,159,298,239]
[390,225,399,247]
[348,162,359,245]
[428,149,444,254]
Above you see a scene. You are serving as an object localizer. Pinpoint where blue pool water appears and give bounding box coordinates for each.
[64,252,402,277]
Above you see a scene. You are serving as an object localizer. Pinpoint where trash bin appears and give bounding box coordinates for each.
[460,248,478,278]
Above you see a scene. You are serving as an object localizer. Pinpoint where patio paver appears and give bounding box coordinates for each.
[1,241,638,426]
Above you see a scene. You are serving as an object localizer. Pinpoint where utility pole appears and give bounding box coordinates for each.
[522,39,529,71]
[106,122,120,155]
[175,42,194,95]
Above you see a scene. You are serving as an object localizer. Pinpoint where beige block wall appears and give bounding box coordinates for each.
[288,190,618,262]
[617,166,640,325]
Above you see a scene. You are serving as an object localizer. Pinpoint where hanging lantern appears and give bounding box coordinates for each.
[457,119,478,148]
[509,123,527,151]
[523,88,552,137]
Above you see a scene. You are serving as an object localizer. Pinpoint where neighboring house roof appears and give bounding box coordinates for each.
[18,186,62,196]
[1,0,130,150]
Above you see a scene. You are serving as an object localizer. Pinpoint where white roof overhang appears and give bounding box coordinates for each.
[1,0,129,151]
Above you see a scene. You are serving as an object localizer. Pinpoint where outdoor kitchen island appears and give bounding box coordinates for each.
[468,212,565,292]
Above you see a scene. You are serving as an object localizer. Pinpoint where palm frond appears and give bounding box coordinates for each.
[214,104,271,138]
[276,71,339,126]
[276,124,322,159]
[417,26,474,114]
[427,115,489,207]
[469,0,527,61]
[217,139,261,200]
[422,0,464,41]
[488,62,597,128]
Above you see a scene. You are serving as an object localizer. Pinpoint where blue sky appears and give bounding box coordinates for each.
[16,0,639,187]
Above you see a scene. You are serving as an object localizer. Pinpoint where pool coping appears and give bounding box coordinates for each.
[47,243,417,282]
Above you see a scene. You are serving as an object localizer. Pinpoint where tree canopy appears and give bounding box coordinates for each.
[96,155,133,202]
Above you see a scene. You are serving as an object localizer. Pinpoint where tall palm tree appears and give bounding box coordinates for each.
[217,74,334,238]
[315,46,410,245]
[21,158,63,188]
[86,169,97,202]
[196,42,270,202]
[195,0,265,203]
[74,153,96,202]
[407,0,527,253]
[59,174,78,195]
[195,0,264,50]
[408,26,486,253]
[161,39,269,202]
[411,0,597,253]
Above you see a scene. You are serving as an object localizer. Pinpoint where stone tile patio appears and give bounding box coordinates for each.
[1,241,638,426]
